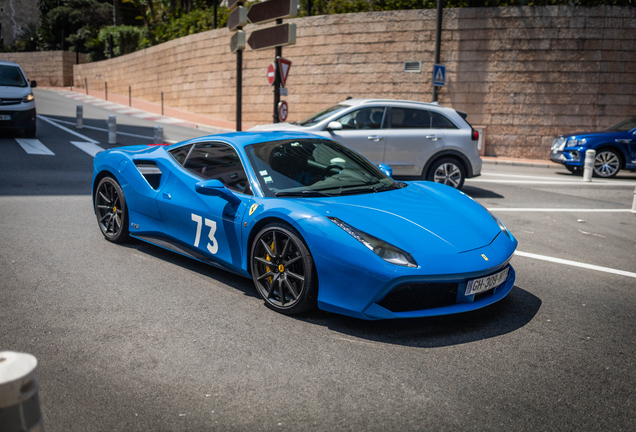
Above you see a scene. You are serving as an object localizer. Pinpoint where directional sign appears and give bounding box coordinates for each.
[278,101,288,122]
[433,64,446,86]
[267,63,276,86]
[230,30,246,53]
[278,57,291,87]
[247,0,298,25]
[227,0,243,12]
[247,23,296,51]
[227,6,248,32]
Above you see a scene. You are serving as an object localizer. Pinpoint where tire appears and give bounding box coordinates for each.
[250,222,318,315]
[94,176,129,243]
[593,149,621,178]
[426,157,466,189]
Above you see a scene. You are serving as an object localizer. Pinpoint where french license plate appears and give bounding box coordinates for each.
[465,267,510,296]
[0,115,10,121]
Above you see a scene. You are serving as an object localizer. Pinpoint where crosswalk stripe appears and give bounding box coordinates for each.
[70,141,105,157]
[15,138,55,155]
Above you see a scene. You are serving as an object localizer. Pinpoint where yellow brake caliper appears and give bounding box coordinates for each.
[265,241,275,284]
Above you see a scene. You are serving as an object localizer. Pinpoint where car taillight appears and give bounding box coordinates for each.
[471,128,479,141]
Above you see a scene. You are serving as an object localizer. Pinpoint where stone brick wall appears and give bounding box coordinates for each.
[0,51,86,86]
[72,6,636,159]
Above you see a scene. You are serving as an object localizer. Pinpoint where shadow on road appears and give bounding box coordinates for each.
[462,184,505,199]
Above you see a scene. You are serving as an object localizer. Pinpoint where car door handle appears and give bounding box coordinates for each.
[162,192,171,200]
[426,135,440,141]
[367,136,383,141]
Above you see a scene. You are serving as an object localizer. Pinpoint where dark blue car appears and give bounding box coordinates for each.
[550,117,636,177]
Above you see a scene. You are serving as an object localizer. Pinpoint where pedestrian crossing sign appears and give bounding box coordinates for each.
[433,64,446,86]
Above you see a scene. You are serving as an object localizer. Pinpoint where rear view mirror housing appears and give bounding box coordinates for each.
[326,121,342,131]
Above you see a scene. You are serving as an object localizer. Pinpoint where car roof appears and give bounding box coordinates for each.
[0,60,21,67]
[339,98,444,109]
[167,130,327,151]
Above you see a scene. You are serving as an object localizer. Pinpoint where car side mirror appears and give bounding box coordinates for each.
[195,179,240,205]
[377,164,393,178]
[326,121,342,131]
[30,80,37,88]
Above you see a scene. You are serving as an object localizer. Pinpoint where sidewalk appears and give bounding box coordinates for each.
[481,156,559,169]
[44,86,236,133]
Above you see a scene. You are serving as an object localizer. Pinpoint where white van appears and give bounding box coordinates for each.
[0,60,37,137]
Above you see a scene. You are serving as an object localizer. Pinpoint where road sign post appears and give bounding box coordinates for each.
[228,0,247,131]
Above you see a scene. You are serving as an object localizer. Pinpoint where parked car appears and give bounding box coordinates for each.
[92,131,516,320]
[0,60,37,137]
[249,99,482,189]
[550,117,636,177]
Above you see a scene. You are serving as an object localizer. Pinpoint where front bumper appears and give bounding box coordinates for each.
[550,149,583,167]
[0,108,36,130]
[297,216,517,320]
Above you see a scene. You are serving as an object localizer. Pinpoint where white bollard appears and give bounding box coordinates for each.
[153,126,164,144]
[0,351,44,432]
[108,115,117,144]
[631,185,636,214]
[583,149,596,182]
[76,105,83,129]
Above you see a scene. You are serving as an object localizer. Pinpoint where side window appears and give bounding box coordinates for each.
[430,111,458,129]
[169,144,193,165]
[335,107,385,130]
[183,142,251,195]
[391,108,432,129]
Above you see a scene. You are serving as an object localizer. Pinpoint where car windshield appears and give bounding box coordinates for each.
[296,105,350,127]
[0,66,27,87]
[605,117,636,132]
[245,138,401,198]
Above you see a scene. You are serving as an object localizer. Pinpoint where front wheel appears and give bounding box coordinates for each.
[94,176,129,243]
[250,223,318,315]
[426,158,466,189]
[593,149,621,178]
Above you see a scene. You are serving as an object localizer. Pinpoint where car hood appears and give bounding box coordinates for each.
[559,131,615,138]
[249,122,310,132]
[298,182,501,255]
[0,86,30,97]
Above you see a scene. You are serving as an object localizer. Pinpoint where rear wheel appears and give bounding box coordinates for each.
[250,223,317,315]
[94,177,129,243]
[593,149,621,178]
[426,157,466,189]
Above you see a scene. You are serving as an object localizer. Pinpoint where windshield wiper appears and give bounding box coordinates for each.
[275,190,333,197]
[337,184,399,196]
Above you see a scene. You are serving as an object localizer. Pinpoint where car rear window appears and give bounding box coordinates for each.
[390,108,458,129]
[0,66,28,87]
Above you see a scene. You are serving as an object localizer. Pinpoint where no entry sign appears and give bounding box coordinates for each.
[278,101,288,122]
[267,63,276,86]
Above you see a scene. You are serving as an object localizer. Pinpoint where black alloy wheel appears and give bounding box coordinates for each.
[94,177,129,243]
[427,157,466,189]
[250,223,317,314]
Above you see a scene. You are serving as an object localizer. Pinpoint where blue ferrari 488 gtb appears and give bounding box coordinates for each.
[92,131,517,320]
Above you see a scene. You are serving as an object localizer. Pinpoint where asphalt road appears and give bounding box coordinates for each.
[1,89,635,431]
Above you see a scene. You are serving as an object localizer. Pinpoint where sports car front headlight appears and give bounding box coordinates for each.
[22,93,34,103]
[327,217,417,267]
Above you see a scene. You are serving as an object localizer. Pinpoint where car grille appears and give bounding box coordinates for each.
[377,282,459,313]
[0,98,22,106]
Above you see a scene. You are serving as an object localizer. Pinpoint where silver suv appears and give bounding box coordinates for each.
[250,99,481,189]
[0,60,37,137]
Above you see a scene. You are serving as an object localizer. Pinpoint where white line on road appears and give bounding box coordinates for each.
[37,114,100,144]
[489,208,631,212]
[514,251,636,279]
[467,179,635,186]
[15,138,55,155]
[70,141,105,157]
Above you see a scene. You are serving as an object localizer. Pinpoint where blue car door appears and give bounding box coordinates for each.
[157,141,251,269]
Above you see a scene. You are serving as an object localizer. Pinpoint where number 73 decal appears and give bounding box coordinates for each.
[191,213,219,254]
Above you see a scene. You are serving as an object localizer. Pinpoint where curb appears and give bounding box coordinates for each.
[481,157,561,169]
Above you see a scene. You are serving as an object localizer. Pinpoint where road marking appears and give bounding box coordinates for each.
[37,114,100,144]
[47,117,161,141]
[70,141,105,157]
[488,208,631,212]
[15,138,55,155]
[514,251,636,279]
[467,179,635,186]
